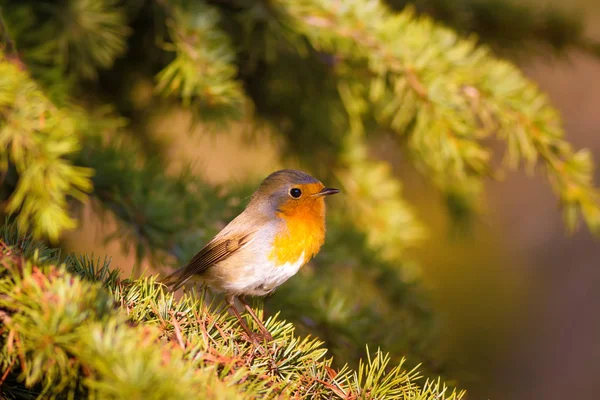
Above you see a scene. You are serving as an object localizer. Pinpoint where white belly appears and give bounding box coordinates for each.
[207,251,306,297]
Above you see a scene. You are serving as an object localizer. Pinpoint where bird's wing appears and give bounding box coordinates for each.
[162,231,255,292]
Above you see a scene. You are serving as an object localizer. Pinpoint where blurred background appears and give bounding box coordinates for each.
[1,0,600,399]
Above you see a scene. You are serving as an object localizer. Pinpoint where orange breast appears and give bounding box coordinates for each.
[269,199,326,266]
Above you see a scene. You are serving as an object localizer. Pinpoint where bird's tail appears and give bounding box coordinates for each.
[158,269,181,290]
[158,268,190,292]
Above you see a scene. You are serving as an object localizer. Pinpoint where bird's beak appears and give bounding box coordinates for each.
[312,187,340,197]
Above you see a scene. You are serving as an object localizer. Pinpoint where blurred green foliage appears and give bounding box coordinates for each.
[385,0,600,58]
[0,0,599,398]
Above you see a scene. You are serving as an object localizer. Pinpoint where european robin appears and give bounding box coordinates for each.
[163,169,339,342]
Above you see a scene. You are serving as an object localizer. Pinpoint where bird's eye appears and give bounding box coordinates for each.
[290,188,302,198]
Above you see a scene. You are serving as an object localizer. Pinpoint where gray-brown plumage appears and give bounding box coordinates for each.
[163,233,254,292]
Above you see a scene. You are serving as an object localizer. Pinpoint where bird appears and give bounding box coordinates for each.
[162,169,339,342]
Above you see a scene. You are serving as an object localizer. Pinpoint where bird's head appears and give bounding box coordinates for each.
[250,169,339,220]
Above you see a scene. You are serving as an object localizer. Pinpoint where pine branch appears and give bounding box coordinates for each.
[0,222,465,399]
[0,48,93,241]
[155,0,247,121]
[275,0,600,234]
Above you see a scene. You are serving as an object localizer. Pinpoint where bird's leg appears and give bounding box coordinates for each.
[225,295,264,344]
[239,296,273,341]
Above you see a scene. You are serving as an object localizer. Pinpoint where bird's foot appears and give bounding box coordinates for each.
[244,331,272,346]
[259,330,273,342]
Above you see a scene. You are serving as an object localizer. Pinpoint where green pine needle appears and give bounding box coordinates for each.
[0,223,465,399]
